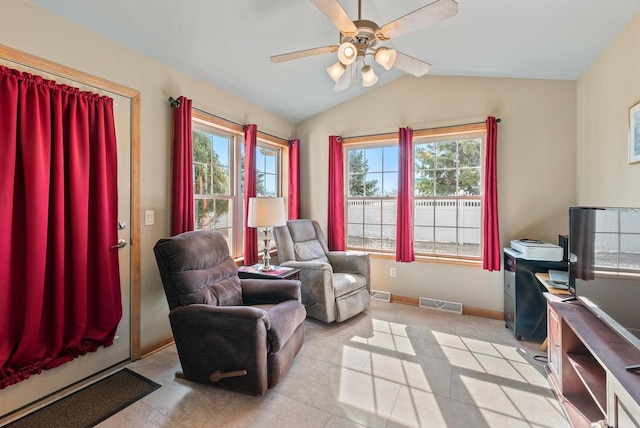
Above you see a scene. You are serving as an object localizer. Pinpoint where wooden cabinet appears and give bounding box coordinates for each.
[546,298,640,427]
[548,304,562,380]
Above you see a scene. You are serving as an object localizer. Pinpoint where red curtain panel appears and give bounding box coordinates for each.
[288,139,300,220]
[171,96,194,236]
[0,66,122,389]
[396,127,415,262]
[243,124,258,265]
[482,116,501,271]
[327,136,345,251]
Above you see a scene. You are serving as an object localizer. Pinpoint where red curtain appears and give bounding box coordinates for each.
[482,116,500,271]
[171,96,194,236]
[327,136,345,251]
[0,66,122,389]
[288,139,300,220]
[243,124,258,265]
[396,127,415,262]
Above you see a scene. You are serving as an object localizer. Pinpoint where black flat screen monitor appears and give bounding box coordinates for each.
[569,207,640,355]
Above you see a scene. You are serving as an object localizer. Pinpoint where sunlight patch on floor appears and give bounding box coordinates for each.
[462,375,566,427]
[350,319,417,355]
[433,331,547,386]
[335,317,559,427]
[337,367,399,417]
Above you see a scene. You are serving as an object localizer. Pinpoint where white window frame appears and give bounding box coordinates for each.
[412,131,485,259]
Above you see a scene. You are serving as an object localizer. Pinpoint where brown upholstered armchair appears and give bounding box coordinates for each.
[273,219,370,323]
[153,230,306,396]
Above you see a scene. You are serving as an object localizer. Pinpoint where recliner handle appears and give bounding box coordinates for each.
[209,370,248,382]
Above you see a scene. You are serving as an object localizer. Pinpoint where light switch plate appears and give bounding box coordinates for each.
[144,210,155,226]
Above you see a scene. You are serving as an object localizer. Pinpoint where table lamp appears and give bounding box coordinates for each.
[247,197,287,271]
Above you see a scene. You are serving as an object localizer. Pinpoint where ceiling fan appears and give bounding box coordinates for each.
[270,0,458,91]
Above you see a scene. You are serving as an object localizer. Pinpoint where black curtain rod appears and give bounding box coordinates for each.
[343,118,501,140]
[168,97,290,142]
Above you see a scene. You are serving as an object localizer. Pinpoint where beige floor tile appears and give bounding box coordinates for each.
[387,386,500,428]
[323,414,369,428]
[96,400,191,428]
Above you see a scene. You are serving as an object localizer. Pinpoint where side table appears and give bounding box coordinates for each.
[238,264,300,281]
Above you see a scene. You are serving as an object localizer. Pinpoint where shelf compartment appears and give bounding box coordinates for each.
[567,352,607,416]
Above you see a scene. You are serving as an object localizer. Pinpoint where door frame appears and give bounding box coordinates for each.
[0,44,142,360]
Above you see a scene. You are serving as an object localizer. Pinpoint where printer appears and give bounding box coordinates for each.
[509,239,563,262]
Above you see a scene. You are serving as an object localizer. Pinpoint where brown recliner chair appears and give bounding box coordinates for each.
[274,219,370,323]
[153,230,306,396]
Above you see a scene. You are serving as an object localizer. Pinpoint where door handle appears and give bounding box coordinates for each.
[110,239,128,250]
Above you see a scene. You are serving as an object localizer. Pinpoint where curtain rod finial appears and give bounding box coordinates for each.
[168,97,180,108]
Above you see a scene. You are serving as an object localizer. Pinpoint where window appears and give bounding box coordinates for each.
[413,136,483,258]
[255,146,281,197]
[192,116,284,259]
[193,124,235,247]
[345,127,485,261]
[347,145,398,251]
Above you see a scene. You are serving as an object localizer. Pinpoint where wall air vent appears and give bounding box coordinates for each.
[370,290,391,302]
[419,297,462,314]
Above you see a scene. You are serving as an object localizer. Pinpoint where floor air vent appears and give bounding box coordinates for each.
[419,297,463,314]
[370,290,391,302]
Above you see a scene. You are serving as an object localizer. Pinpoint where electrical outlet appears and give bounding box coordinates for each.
[389,267,396,278]
[144,210,155,226]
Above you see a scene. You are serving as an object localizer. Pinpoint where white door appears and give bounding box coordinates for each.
[0,64,132,417]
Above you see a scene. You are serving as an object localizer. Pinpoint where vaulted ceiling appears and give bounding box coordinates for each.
[29,0,640,123]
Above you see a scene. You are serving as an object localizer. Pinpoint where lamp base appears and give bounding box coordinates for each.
[259,227,273,272]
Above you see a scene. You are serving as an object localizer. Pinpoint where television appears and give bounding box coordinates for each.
[569,207,640,366]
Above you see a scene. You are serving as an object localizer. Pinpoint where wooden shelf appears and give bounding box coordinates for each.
[546,298,640,427]
[563,392,605,424]
[567,353,606,415]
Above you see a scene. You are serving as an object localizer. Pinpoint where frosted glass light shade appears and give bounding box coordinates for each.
[361,65,378,87]
[337,42,357,65]
[374,47,397,70]
[248,197,286,227]
[326,62,346,82]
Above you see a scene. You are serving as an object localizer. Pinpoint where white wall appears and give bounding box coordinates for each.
[296,75,577,312]
[577,13,640,206]
[0,0,296,348]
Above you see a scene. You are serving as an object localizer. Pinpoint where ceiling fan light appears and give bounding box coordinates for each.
[337,42,357,65]
[326,62,346,83]
[361,65,378,87]
[375,48,397,70]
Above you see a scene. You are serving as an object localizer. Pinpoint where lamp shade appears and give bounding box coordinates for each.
[337,42,357,65]
[361,65,378,87]
[248,197,287,228]
[374,47,396,70]
[326,62,346,82]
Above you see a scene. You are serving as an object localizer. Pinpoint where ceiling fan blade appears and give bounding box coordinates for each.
[270,45,339,63]
[394,52,432,77]
[334,63,354,91]
[376,0,458,41]
[311,0,357,35]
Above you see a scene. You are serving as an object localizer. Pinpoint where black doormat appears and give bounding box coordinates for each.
[6,368,161,428]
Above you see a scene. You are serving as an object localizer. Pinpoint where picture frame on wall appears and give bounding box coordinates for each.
[629,100,640,164]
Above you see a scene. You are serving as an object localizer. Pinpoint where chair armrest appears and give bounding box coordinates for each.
[169,304,270,330]
[241,278,302,305]
[280,261,336,321]
[327,251,370,276]
[280,260,333,272]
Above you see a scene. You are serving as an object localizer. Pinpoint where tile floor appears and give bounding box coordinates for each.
[97,301,570,428]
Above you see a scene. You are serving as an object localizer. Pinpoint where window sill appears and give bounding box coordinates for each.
[366,251,483,268]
